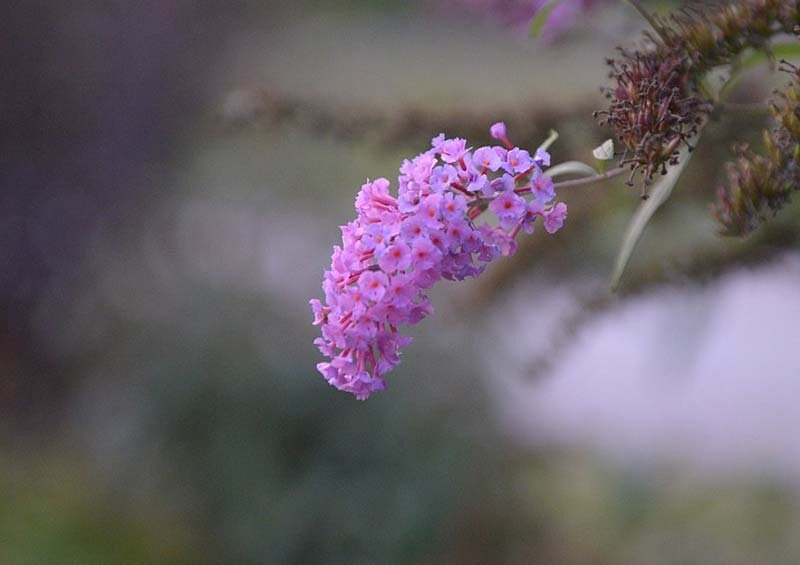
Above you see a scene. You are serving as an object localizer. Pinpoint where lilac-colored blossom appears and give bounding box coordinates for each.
[521,198,545,234]
[439,137,468,163]
[534,147,551,167]
[430,165,459,193]
[473,146,503,171]
[400,215,426,241]
[378,240,412,273]
[411,237,442,270]
[469,173,490,196]
[505,148,533,173]
[417,193,443,228]
[490,173,516,193]
[441,192,468,221]
[531,169,555,200]
[543,201,568,233]
[311,124,567,399]
[489,190,526,229]
[358,270,389,302]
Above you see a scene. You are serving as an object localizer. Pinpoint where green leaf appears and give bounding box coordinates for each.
[610,138,700,290]
[544,160,598,179]
[529,0,562,39]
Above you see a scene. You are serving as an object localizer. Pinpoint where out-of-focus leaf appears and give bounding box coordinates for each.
[545,160,598,179]
[610,138,699,290]
[529,0,562,39]
[623,0,667,41]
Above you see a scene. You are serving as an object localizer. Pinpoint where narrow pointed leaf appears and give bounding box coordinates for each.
[610,139,699,290]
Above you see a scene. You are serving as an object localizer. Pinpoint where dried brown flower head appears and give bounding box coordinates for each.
[661,0,797,72]
[597,0,799,189]
[595,48,710,184]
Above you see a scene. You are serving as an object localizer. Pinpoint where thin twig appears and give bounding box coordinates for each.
[553,166,627,190]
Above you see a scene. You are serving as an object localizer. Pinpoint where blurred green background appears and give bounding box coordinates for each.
[3,1,800,564]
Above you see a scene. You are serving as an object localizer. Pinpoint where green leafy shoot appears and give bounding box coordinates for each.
[529,0,563,39]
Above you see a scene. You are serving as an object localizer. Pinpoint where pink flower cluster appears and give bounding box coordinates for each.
[311,123,567,399]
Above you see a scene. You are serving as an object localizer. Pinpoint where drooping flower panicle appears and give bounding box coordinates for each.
[713,60,800,235]
[310,124,567,399]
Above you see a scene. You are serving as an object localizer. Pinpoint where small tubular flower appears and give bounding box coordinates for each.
[310,124,567,399]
